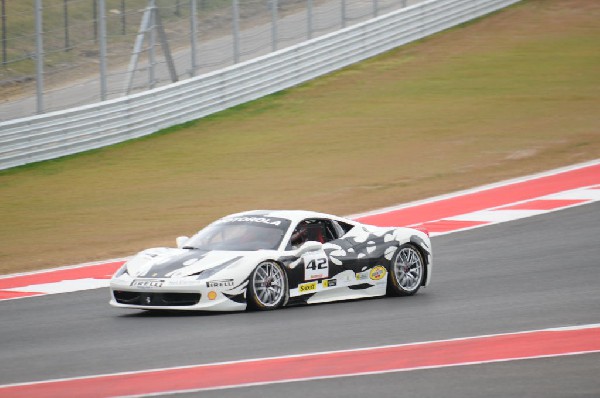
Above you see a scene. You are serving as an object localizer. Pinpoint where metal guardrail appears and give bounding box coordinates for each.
[0,0,519,171]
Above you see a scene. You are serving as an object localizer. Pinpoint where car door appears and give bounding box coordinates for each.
[286,219,339,292]
[322,219,373,275]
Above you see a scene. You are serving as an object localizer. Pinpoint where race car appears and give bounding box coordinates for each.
[109,210,432,311]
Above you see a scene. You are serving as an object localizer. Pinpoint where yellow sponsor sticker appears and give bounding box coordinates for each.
[369,266,387,281]
[356,273,368,281]
[322,279,337,288]
[298,281,317,293]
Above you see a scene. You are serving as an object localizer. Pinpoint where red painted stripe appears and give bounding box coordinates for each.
[357,163,600,226]
[2,326,598,398]
[498,199,588,211]
[0,291,43,300]
[412,219,488,233]
[0,261,124,290]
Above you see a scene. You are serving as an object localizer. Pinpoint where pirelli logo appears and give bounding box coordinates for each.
[298,281,317,293]
[206,279,234,288]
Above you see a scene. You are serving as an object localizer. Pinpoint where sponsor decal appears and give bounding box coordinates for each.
[304,252,329,280]
[298,281,317,293]
[131,279,164,288]
[165,279,204,286]
[355,273,369,281]
[216,217,282,226]
[322,279,337,288]
[370,266,386,281]
[207,291,218,301]
[206,279,235,288]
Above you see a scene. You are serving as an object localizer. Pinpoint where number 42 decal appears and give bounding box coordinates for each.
[306,258,327,270]
[304,252,329,280]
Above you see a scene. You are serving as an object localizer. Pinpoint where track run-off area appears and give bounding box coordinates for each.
[2,161,599,301]
[0,160,599,397]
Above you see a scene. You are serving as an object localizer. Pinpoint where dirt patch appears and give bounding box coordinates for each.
[0,0,599,274]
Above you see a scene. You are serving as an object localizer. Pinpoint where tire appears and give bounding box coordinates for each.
[387,243,425,296]
[247,261,288,310]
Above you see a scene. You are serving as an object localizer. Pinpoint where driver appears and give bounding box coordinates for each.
[290,225,308,249]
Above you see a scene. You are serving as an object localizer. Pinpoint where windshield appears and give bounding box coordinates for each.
[184,216,290,251]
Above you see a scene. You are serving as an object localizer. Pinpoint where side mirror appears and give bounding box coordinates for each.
[176,236,190,249]
[297,240,323,254]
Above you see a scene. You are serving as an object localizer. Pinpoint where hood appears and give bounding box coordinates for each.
[126,248,244,279]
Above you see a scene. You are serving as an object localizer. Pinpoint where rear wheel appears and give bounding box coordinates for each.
[247,261,288,310]
[387,243,425,296]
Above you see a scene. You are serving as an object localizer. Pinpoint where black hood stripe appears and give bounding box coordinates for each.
[196,256,243,280]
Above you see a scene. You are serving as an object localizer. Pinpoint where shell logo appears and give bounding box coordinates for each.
[207,291,217,300]
[369,266,386,281]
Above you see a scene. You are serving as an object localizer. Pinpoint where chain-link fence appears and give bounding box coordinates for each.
[0,0,412,122]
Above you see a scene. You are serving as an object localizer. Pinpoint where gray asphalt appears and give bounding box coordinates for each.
[190,353,600,398]
[0,202,599,397]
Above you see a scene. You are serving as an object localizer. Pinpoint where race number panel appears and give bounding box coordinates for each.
[303,252,329,281]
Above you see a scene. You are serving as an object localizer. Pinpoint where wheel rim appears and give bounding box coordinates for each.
[393,247,423,292]
[252,262,285,307]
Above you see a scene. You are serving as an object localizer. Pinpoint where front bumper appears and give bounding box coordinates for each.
[109,276,247,311]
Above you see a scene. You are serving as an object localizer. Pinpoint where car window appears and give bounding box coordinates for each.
[287,219,337,249]
[185,216,290,251]
[335,221,355,235]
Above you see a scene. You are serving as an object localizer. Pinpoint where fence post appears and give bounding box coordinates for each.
[124,3,152,95]
[35,0,44,114]
[1,0,6,65]
[271,0,278,52]
[121,0,126,35]
[341,0,346,28]
[98,0,107,100]
[149,0,156,89]
[373,0,378,18]
[190,0,197,77]
[307,0,313,40]
[63,0,70,51]
[93,0,97,42]
[232,0,240,63]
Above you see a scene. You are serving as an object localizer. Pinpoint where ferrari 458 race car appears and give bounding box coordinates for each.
[110,210,432,311]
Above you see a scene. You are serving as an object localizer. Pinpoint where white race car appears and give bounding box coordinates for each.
[110,210,432,311]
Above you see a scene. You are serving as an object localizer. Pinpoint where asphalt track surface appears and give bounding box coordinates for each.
[1,200,598,396]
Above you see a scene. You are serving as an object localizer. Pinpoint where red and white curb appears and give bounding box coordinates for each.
[1,159,599,301]
[0,324,598,397]
[412,185,600,235]
[0,260,126,301]
[353,159,600,233]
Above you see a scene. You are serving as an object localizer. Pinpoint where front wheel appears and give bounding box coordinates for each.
[247,261,288,310]
[387,243,425,296]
